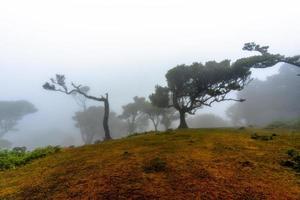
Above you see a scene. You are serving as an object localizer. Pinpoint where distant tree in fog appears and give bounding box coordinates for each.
[43,74,112,140]
[142,102,178,131]
[71,86,90,111]
[141,101,162,131]
[73,106,127,144]
[0,100,37,138]
[226,65,300,126]
[121,96,179,132]
[187,113,230,128]
[120,96,149,133]
[160,108,179,130]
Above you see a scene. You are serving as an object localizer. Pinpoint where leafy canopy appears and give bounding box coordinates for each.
[151,60,250,115]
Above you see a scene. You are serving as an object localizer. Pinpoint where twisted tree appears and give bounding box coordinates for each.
[150,43,300,129]
[150,61,250,128]
[239,42,300,71]
[43,74,112,140]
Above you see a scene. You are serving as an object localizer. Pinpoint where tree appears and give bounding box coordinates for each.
[142,101,178,131]
[120,96,149,133]
[43,74,112,140]
[160,108,179,130]
[238,42,300,71]
[73,106,127,144]
[150,60,251,129]
[226,65,300,126]
[150,43,300,129]
[0,100,37,137]
[141,101,163,131]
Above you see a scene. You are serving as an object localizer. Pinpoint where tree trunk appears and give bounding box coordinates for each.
[178,111,188,129]
[103,93,112,140]
[154,123,158,132]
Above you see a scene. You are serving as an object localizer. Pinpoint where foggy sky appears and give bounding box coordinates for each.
[1,0,300,148]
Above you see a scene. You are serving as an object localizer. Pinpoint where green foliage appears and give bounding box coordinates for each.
[0,146,60,170]
[150,60,251,128]
[149,86,170,108]
[239,42,300,69]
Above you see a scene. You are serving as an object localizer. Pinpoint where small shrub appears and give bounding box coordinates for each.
[143,157,167,173]
[250,133,273,141]
[281,149,300,172]
[0,146,61,170]
[122,151,132,158]
[12,146,27,154]
[287,149,298,157]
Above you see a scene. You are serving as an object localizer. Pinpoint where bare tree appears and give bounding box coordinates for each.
[43,74,112,140]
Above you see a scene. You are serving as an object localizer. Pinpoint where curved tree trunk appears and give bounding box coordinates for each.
[178,111,188,129]
[103,93,112,140]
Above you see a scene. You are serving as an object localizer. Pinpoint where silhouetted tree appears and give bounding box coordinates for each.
[239,42,300,71]
[226,65,300,126]
[73,106,127,144]
[120,97,149,133]
[150,43,300,129]
[150,60,250,128]
[43,74,112,140]
[0,100,37,137]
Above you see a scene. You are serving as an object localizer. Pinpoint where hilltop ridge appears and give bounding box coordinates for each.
[1,128,300,200]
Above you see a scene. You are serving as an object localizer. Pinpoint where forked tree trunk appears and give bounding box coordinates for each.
[178,110,188,129]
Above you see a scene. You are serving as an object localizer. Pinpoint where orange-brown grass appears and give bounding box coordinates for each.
[0,128,300,200]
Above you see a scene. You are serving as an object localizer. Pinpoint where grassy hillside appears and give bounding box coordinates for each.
[1,128,300,200]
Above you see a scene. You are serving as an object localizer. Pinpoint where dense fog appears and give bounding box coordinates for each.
[1,0,299,149]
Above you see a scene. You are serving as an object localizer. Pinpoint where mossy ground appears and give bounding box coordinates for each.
[1,128,300,199]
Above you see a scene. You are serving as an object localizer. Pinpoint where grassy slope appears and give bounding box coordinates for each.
[0,128,300,200]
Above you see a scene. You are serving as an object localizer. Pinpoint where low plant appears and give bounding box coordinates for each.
[281,149,300,172]
[251,133,274,141]
[143,157,167,173]
[0,146,60,170]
